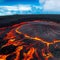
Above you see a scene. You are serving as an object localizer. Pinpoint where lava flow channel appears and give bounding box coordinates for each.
[0,20,60,60]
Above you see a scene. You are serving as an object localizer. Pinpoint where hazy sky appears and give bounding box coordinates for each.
[0,0,60,15]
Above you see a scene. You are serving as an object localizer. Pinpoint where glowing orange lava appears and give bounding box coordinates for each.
[0,20,60,60]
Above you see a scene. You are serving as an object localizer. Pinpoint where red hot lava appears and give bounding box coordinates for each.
[0,20,60,60]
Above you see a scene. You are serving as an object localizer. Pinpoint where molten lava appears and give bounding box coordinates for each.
[0,20,60,60]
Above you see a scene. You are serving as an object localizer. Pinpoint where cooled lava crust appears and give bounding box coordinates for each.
[0,20,60,60]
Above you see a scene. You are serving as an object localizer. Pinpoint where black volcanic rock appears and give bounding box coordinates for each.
[0,14,60,27]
